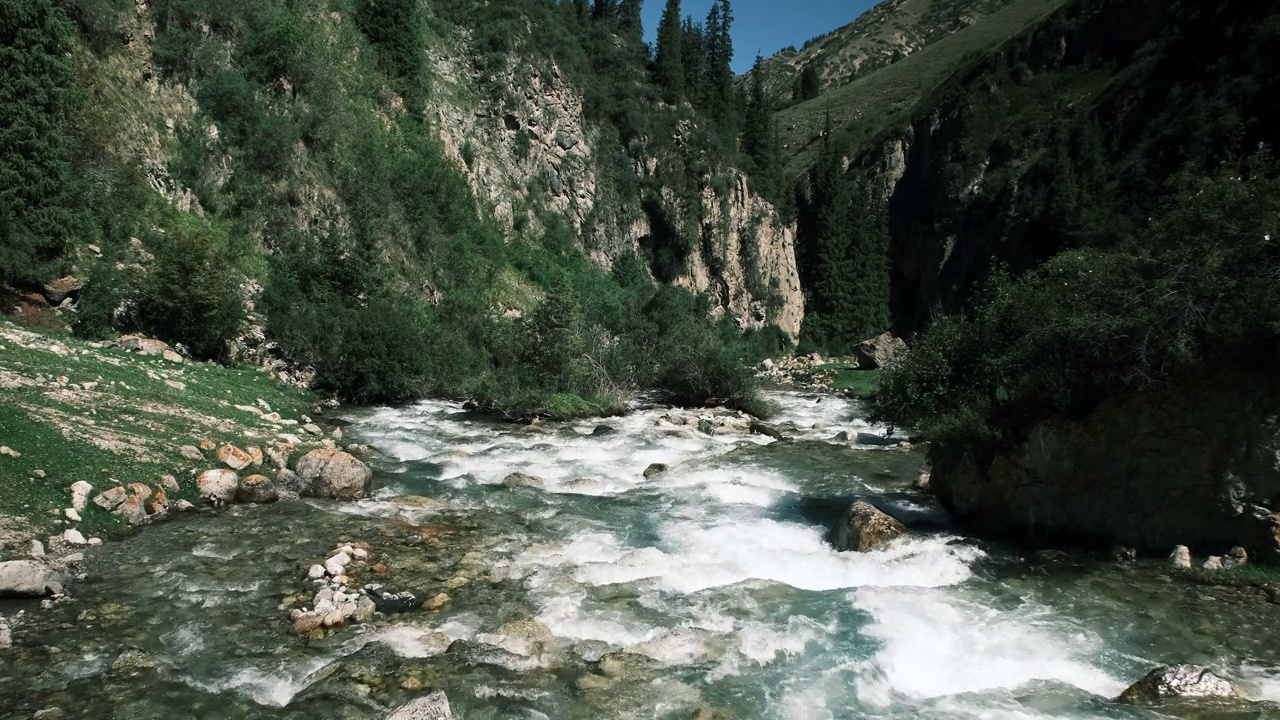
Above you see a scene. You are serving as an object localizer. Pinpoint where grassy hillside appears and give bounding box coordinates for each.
[0,319,320,548]
[0,0,783,420]
[777,0,1066,174]
[758,0,1023,105]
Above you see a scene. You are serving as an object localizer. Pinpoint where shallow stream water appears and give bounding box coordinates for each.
[3,391,1280,719]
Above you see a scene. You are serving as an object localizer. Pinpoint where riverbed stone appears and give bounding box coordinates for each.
[643,463,668,478]
[424,592,450,610]
[296,449,372,499]
[307,564,326,580]
[1117,665,1239,704]
[0,561,65,598]
[292,612,322,636]
[236,475,279,504]
[1203,556,1223,570]
[833,501,909,552]
[197,469,239,505]
[354,596,377,622]
[1223,546,1248,568]
[386,691,452,720]
[504,472,545,489]
[1169,545,1192,569]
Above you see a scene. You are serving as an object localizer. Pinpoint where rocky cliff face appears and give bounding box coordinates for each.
[430,50,804,341]
[931,371,1280,561]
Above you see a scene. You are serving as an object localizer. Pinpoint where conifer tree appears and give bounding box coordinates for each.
[617,0,644,42]
[592,0,616,21]
[654,0,685,102]
[573,0,590,22]
[680,17,706,102]
[703,0,734,124]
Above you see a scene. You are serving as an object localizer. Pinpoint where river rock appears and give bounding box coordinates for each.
[1169,546,1192,569]
[197,469,239,505]
[424,592,450,610]
[643,463,668,478]
[236,475,279,504]
[853,332,907,370]
[914,472,932,492]
[0,616,11,649]
[1117,665,1239,704]
[296,449,372,499]
[1110,546,1137,563]
[29,540,44,558]
[372,590,421,614]
[354,596,376,622]
[1223,546,1248,568]
[697,418,716,436]
[504,472,545,489]
[113,495,148,525]
[264,442,293,469]
[93,486,127,511]
[0,561,65,598]
[749,421,785,441]
[833,501,909,552]
[216,444,253,471]
[479,620,554,656]
[324,552,351,577]
[386,691,452,720]
[1203,556,1223,570]
[307,564,326,580]
[69,481,93,511]
[292,612,323,636]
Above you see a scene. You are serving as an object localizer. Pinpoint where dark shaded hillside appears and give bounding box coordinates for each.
[866,0,1280,333]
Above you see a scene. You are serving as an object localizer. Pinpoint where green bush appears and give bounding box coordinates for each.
[132,212,249,360]
[875,165,1280,455]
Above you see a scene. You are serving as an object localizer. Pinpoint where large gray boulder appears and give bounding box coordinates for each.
[0,561,65,598]
[853,333,907,370]
[386,691,452,720]
[197,469,239,505]
[833,501,909,552]
[297,449,372,499]
[1117,665,1239,704]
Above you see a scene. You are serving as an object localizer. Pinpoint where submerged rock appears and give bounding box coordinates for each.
[833,501,909,552]
[1117,665,1239,704]
[504,472,545,490]
[0,561,64,598]
[386,691,452,720]
[297,449,372,499]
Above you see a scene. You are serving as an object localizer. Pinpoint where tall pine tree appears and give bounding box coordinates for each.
[680,17,706,102]
[703,0,734,125]
[654,0,685,102]
[592,0,616,21]
[617,0,643,43]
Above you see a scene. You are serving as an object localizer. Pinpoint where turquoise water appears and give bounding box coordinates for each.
[3,391,1279,718]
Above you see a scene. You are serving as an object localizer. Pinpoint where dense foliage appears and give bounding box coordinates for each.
[876,165,1280,456]
[0,0,780,417]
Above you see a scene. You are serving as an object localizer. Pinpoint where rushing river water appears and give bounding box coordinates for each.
[4,390,1280,719]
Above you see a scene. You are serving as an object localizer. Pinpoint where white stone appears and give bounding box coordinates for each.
[307,564,326,580]
[62,529,87,546]
[29,540,44,558]
[64,508,81,522]
[88,538,102,547]
[69,481,93,511]
[352,547,369,560]
[1169,545,1192,569]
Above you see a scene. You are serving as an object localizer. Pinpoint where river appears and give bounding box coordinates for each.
[3,390,1280,718]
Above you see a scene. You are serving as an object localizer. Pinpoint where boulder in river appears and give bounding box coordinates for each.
[236,475,279,504]
[297,449,372,499]
[386,691,452,720]
[1169,545,1192,569]
[591,425,617,437]
[749,421,785,441]
[1116,665,1239,704]
[643,463,668,479]
[853,332,907,370]
[504,472,545,490]
[197,469,239,505]
[0,561,65,598]
[833,501,909,552]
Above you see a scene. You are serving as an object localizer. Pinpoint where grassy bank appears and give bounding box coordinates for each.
[0,320,321,550]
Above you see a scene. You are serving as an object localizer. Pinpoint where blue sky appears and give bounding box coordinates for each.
[640,0,879,73]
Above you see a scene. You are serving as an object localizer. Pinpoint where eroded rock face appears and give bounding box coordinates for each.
[296,449,372,500]
[833,501,909,552]
[1117,665,1239,704]
[931,371,1280,561]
